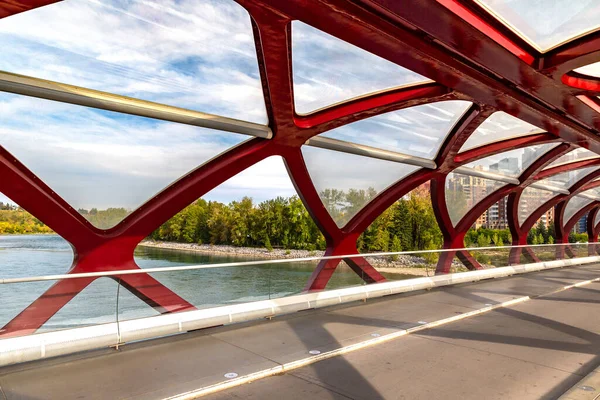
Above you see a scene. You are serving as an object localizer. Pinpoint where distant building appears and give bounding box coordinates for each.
[574,214,588,234]
[445,151,562,230]
[539,208,554,228]
[487,196,508,229]
[489,157,518,177]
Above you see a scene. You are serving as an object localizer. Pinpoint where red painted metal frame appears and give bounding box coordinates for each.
[434,0,535,64]
[0,0,59,18]
[5,0,600,335]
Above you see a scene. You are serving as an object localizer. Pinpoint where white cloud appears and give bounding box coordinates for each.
[0,1,474,223]
[323,100,471,159]
[461,111,544,151]
[291,21,429,113]
[0,93,249,210]
[0,0,267,123]
[207,157,297,203]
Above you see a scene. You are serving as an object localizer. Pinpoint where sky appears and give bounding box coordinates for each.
[0,0,437,214]
[0,0,567,227]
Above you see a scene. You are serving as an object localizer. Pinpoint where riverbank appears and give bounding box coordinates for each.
[138,240,466,276]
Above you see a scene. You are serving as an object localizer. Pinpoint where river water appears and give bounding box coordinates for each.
[0,235,411,334]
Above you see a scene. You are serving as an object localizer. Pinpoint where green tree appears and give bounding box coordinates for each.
[477,234,490,247]
[537,233,545,245]
[390,235,402,261]
[548,222,556,243]
[492,233,499,246]
[264,235,273,252]
[319,189,345,223]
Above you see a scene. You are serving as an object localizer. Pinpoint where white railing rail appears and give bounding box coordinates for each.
[1,255,599,367]
[0,242,595,284]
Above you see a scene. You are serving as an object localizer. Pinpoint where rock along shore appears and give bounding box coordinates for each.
[138,240,468,276]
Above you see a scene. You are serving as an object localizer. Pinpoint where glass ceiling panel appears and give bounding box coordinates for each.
[474,0,600,52]
[517,187,555,226]
[564,196,593,224]
[445,172,506,226]
[595,210,600,227]
[544,148,599,169]
[0,92,247,229]
[536,166,600,191]
[463,143,557,178]
[0,0,267,124]
[583,187,600,199]
[322,101,471,160]
[574,61,600,78]
[459,112,544,152]
[292,21,430,114]
[301,146,420,227]
[205,156,298,204]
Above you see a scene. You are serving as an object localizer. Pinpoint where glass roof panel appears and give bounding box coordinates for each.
[518,187,555,226]
[206,156,298,204]
[445,172,506,226]
[564,196,593,224]
[536,166,600,190]
[474,0,600,52]
[595,210,600,227]
[0,92,247,229]
[0,0,267,124]
[322,101,471,160]
[292,21,430,114]
[301,146,420,227]
[582,187,600,199]
[544,148,599,169]
[463,143,557,178]
[459,112,544,152]
[574,61,600,78]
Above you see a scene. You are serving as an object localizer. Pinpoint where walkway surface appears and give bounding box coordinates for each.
[1,264,599,400]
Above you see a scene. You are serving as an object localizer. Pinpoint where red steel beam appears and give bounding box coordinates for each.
[357,0,600,140]
[535,158,600,180]
[558,201,600,244]
[454,133,560,166]
[0,0,59,18]
[6,0,600,334]
[433,0,535,64]
[541,31,600,80]
[293,83,451,130]
[561,74,600,93]
[587,207,600,243]
[441,143,571,271]
[1,139,279,336]
[521,169,600,238]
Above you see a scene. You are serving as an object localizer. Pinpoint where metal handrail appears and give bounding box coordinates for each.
[1,242,593,284]
[0,71,272,139]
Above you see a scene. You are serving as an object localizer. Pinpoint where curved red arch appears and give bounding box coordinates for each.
[6,0,600,336]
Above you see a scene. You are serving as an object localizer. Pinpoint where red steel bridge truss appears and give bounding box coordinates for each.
[3,0,600,336]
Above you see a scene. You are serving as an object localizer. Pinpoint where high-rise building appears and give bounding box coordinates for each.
[487,196,508,229]
[574,214,588,234]
[489,157,518,176]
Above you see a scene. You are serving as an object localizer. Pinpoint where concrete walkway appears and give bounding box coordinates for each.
[1,264,599,400]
